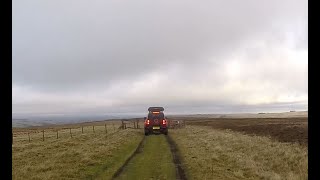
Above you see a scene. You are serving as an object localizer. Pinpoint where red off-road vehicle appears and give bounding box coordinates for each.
[144,107,168,136]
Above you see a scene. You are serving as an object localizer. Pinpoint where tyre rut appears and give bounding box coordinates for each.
[111,136,145,179]
[166,135,188,180]
[112,134,187,180]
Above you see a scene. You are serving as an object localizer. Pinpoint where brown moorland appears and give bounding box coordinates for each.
[172,117,307,147]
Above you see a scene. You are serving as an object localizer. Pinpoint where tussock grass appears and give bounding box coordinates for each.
[12,128,144,180]
[170,126,307,180]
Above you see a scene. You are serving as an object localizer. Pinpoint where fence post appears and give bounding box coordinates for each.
[57,130,59,139]
[28,132,30,142]
[70,128,72,138]
[105,124,107,134]
[113,123,115,131]
[82,126,83,134]
[133,121,136,129]
[93,125,95,133]
[42,130,45,141]
[211,158,213,177]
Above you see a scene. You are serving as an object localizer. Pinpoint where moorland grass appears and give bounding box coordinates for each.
[170,126,307,180]
[12,128,143,180]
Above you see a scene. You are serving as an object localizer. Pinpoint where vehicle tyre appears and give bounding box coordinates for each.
[145,132,148,136]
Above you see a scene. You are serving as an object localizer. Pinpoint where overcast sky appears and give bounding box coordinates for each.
[13,0,308,116]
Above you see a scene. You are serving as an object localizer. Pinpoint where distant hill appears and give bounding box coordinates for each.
[167,111,308,119]
[12,114,144,128]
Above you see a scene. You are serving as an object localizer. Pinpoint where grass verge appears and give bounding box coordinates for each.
[12,128,143,180]
[170,126,307,180]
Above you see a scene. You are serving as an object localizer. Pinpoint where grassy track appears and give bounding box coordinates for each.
[12,128,143,180]
[170,126,308,180]
[114,134,176,180]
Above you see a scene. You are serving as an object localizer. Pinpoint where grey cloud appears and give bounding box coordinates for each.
[12,0,308,114]
[13,0,306,90]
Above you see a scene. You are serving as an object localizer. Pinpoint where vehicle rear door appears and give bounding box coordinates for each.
[149,113,163,129]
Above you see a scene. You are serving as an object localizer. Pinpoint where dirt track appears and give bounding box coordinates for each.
[181,117,308,147]
[112,134,187,180]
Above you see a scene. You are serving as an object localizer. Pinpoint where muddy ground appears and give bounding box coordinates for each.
[172,117,308,147]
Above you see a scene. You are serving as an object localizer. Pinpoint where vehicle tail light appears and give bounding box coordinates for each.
[162,119,166,125]
[145,119,150,125]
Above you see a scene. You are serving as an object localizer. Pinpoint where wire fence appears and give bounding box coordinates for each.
[12,120,142,144]
[12,119,186,144]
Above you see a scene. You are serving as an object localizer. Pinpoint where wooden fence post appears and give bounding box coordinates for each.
[42,130,45,141]
[57,130,59,139]
[82,126,83,134]
[93,125,95,133]
[70,128,72,138]
[28,132,30,142]
[105,124,107,134]
[211,158,213,177]
[113,123,115,131]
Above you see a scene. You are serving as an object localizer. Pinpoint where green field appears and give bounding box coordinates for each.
[115,135,176,180]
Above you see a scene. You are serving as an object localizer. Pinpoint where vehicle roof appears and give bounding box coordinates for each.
[148,107,164,111]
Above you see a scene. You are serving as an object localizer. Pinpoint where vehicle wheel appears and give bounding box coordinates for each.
[164,131,168,135]
[145,132,148,136]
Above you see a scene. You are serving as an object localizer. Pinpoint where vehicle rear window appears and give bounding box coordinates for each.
[148,113,164,119]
